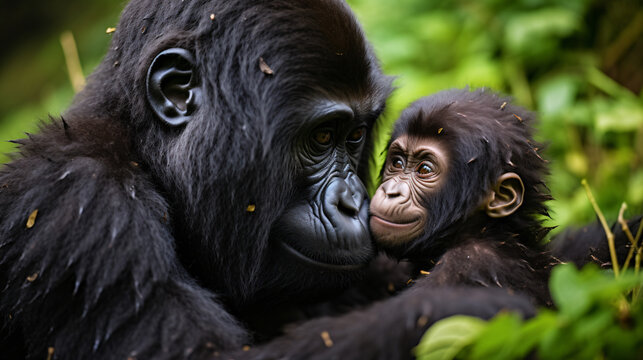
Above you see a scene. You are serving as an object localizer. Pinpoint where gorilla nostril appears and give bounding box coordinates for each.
[326,179,361,218]
[336,183,360,217]
[338,198,359,217]
[386,191,401,199]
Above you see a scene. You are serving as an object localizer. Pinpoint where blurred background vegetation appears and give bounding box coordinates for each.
[1,0,641,232]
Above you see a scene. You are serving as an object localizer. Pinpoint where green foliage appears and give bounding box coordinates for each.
[414,316,486,360]
[415,264,643,360]
[0,4,121,164]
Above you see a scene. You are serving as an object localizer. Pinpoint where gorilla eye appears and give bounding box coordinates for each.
[391,157,404,170]
[314,130,332,145]
[416,162,434,177]
[347,127,366,143]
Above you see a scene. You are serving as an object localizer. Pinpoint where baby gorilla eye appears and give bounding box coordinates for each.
[347,127,366,143]
[314,130,332,145]
[416,162,434,177]
[391,157,404,169]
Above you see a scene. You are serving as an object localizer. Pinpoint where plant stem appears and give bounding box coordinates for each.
[60,31,85,93]
[634,249,642,303]
[618,203,639,272]
[634,219,643,273]
[581,179,620,277]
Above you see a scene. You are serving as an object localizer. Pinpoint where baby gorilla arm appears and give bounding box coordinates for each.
[418,239,553,306]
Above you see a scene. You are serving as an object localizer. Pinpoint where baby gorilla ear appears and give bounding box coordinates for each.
[485,172,524,218]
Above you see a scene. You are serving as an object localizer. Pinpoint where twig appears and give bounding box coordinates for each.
[634,249,642,302]
[617,203,635,243]
[619,203,640,272]
[634,220,643,276]
[582,179,620,277]
[634,218,643,250]
[60,31,86,93]
[637,250,642,275]
[604,11,643,69]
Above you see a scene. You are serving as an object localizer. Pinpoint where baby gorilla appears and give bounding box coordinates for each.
[370,88,557,306]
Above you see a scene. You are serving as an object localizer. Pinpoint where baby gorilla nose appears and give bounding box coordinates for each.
[381,178,409,200]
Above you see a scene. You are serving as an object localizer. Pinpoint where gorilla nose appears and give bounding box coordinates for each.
[381,178,410,200]
[338,186,359,217]
[326,179,361,218]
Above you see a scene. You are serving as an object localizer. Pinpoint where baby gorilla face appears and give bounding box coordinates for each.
[369,135,449,246]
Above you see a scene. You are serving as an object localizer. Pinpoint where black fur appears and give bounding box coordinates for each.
[0,0,388,358]
[550,216,643,269]
[233,286,534,360]
[0,2,535,359]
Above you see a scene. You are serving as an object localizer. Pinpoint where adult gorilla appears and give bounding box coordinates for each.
[0,0,556,359]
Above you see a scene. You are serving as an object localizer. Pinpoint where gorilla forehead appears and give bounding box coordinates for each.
[104,0,392,153]
[108,0,388,103]
[92,0,392,187]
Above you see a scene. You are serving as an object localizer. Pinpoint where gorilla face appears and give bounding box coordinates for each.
[370,135,450,247]
[273,102,375,270]
[135,0,392,301]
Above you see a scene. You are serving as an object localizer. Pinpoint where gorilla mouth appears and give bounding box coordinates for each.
[273,192,374,271]
[279,241,368,271]
[369,214,423,246]
[370,214,420,228]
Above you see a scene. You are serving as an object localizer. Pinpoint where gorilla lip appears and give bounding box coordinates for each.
[279,242,369,271]
[370,214,419,229]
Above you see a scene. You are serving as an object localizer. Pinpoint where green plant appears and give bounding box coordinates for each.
[416,264,643,360]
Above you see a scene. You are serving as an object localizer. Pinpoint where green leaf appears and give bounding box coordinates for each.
[627,170,643,204]
[504,8,580,60]
[537,75,578,116]
[551,264,643,319]
[415,316,486,360]
[550,264,592,319]
[511,311,558,358]
[468,313,523,360]
[576,308,612,337]
[594,98,643,133]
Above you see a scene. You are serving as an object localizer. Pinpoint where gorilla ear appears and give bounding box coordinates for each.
[485,172,524,218]
[146,48,202,126]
